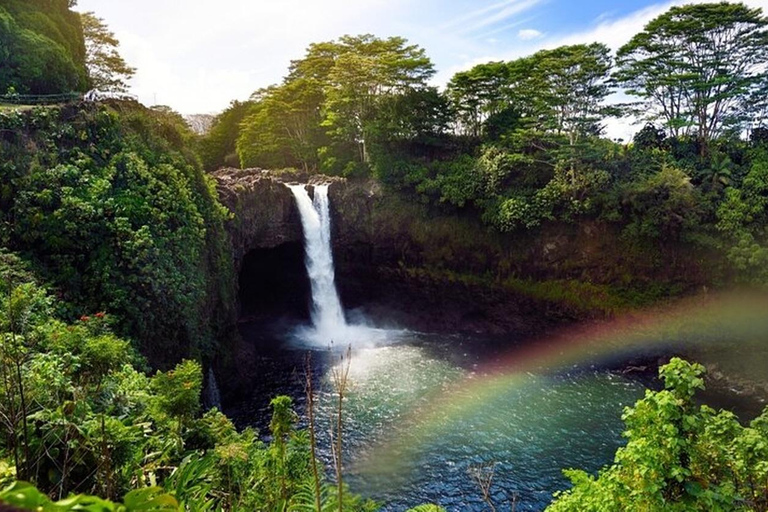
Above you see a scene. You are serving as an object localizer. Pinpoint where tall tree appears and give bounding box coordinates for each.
[322,34,435,163]
[201,100,253,170]
[0,0,88,94]
[529,43,614,145]
[237,80,325,171]
[236,34,435,173]
[446,44,612,142]
[446,61,513,137]
[80,11,135,92]
[615,2,768,150]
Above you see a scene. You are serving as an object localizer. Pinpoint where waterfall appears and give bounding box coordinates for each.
[289,184,348,343]
[288,183,405,347]
[203,367,222,411]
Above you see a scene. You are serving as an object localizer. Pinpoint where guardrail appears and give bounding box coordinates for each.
[0,91,139,105]
[0,92,83,105]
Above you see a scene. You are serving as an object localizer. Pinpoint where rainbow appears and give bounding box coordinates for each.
[349,289,768,487]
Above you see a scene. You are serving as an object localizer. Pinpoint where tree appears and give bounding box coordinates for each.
[80,11,135,92]
[615,2,768,151]
[151,360,203,433]
[200,100,252,170]
[0,4,88,94]
[530,43,613,147]
[446,61,514,137]
[237,80,325,171]
[446,44,612,144]
[620,165,702,240]
[236,34,435,174]
[322,34,435,164]
[548,358,768,511]
[715,150,768,282]
[372,87,452,142]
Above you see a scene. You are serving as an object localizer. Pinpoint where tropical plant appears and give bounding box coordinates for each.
[548,358,768,511]
[615,2,768,151]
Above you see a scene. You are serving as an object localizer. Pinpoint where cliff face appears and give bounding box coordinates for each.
[213,168,303,266]
[214,169,714,336]
[328,178,711,287]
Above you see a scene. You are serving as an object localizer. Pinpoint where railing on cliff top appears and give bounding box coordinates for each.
[0,90,139,105]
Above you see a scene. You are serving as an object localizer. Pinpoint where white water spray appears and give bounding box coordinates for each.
[288,184,403,347]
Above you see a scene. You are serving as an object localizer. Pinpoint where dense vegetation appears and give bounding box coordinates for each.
[548,359,768,511]
[0,0,88,94]
[0,253,377,510]
[203,2,768,284]
[1,0,768,510]
[0,102,235,364]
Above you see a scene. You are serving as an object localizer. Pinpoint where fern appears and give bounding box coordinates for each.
[288,480,338,512]
[406,505,447,512]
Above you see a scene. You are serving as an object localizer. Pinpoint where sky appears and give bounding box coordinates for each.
[76,0,768,140]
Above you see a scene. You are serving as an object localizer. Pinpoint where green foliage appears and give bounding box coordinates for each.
[237,34,436,175]
[615,2,768,144]
[151,360,203,423]
[548,358,768,511]
[0,481,179,511]
[200,100,252,171]
[0,270,374,511]
[237,81,325,172]
[0,1,88,94]
[714,150,768,282]
[0,103,234,362]
[446,43,613,142]
[446,60,513,138]
[80,11,135,93]
[619,166,702,240]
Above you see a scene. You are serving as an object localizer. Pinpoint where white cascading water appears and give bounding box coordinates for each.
[288,183,403,347]
[289,184,349,344]
[203,367,222,411]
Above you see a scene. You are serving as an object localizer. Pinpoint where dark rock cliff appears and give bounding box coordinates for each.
[213,169,713,338]
[213,168,303,265]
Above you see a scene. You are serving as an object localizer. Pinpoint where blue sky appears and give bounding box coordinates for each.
[76,0,768,139]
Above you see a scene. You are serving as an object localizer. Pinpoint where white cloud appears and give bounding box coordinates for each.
[460,0,544,33]
[518,28,543,40]
[77,0,410,114]
[441,0,526,29]
[533,0,768,56]
[75,0,768,127]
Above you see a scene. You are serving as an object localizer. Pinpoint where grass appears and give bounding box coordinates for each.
[0,103,58,112]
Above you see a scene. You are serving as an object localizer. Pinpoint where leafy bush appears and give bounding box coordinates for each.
[548,358,768,511]
[0,482,179,511]
[619,166,702,240]
[0,104,234,363]
[0,265,376,510]
[0,1,87,94]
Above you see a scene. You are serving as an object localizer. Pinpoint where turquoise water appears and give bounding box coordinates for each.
[304,340,646,511]
[229,290,768,510]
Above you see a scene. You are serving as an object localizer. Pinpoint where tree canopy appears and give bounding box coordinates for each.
[615,2,768,149]
[235,34,435,175]
[0,0,88,94]
[80,11,135,92]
